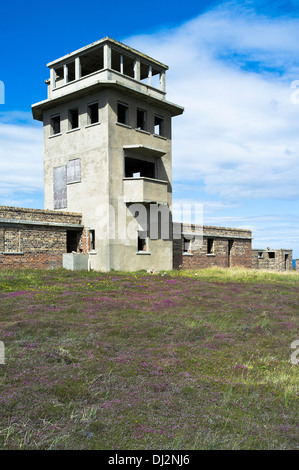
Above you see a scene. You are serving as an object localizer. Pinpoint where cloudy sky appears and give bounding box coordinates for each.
[1,0,299,257]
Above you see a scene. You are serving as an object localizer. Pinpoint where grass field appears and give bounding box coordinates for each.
[0,267,298,450]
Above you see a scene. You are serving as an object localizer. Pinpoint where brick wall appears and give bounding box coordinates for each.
[0,206,84,270]
[173,223,252,270]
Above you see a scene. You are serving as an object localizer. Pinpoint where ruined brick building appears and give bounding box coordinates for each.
[0,38,294,271]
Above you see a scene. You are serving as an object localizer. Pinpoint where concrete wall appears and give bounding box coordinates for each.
[42,86,174,272]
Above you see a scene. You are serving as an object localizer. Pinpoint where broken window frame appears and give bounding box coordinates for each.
[117,101,129,126]
[258,252,264,259]
[136,108,147,131]
[50,114,61,136]
[87,102,99,125]
[154,115,164,136]
[68,107,79,130]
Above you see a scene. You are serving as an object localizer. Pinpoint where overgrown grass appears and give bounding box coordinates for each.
[0,267,298,450]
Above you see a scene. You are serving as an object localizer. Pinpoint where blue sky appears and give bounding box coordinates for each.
[1,0,299,258]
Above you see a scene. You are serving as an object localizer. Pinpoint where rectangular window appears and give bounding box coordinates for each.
[136,109,147,131]
[258,252,264,259]
[269,252,275,259]
[66,61,75,83]
[154,115,164,136]
[117,102,129,125]
[183,238,193,253]
[68,107,79,130]
[50,115,61,135]
[207,238,214,254]
[89,230,95,251]
[137,231,147,252]
[88,102,99,125]
[125,157,155,179]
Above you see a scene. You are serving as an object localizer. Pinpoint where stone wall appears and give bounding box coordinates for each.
[173,223,252,270]
[0,206,84,270]
[252,249,293,271]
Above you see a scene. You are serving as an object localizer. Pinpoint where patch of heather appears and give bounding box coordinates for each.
[0,267,298,450]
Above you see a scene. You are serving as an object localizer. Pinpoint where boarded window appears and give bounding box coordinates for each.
[53,165,67,209]
[67,159,81,184]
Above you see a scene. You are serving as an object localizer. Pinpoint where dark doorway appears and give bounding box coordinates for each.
[67,231,79,253]
[228,240,234,267]
[285,254,289,270]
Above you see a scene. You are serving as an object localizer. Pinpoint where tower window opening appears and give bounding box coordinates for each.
[137,109,147,131]
[50,115,61,135]
[154,115,164,136]
[88,102,99,125]
[54,66,64,87]
[117,102,129,125]
[68,108,79,130]
[80,47,103,77]
[125,157,155,179]
[66,61,75,83]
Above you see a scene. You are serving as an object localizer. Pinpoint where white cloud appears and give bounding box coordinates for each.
[1,2,299,256]
[0,113,43,202]
[124,3,299,201]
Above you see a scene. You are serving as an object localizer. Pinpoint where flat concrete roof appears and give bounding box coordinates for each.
[47,37,168,70]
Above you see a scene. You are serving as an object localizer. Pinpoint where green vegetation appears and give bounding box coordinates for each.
[0,267,298,450]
